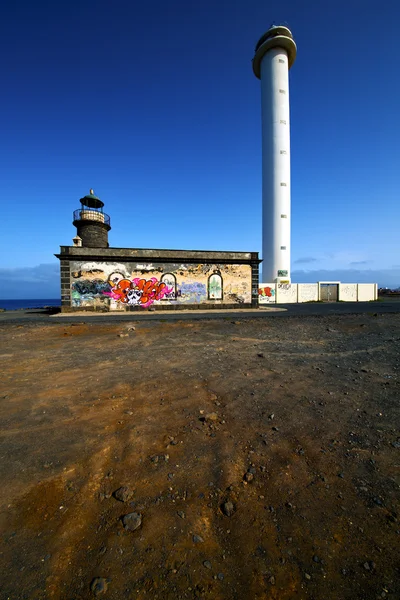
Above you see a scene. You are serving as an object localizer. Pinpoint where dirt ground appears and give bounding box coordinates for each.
[0,313,399,600]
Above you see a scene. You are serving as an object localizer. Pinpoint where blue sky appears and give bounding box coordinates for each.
[0,0,399,297]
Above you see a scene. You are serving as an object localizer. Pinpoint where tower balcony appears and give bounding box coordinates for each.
[73,208,111,227]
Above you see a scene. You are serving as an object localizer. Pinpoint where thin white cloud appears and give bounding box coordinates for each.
[293,257,318,264]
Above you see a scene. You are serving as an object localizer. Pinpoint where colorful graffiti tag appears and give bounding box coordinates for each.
[179,282,207,302]
[104,276,172,308]
[259,286,275,298]
[71,279,111,306]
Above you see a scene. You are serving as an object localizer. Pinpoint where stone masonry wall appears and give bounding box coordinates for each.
[66,260,254,310]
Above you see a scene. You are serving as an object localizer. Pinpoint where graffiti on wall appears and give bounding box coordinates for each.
[258,285,276,304]
[71,279,111,306]
[160,273,177,299]
[69,261,252,308]
[104,275,173,308]
[339,284,357,301]
[178,282,207,302]
[72,279,110,296]
[259,286,275,298]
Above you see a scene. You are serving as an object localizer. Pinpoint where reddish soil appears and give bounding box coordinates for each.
[0,314,399,600]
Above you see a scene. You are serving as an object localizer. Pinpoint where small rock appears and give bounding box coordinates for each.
[269,576,275,585]
[203,560,212,569]
[338,472,344,479]
[257,353,265,358]
[217,573,224,581]
[244,472,254,483]
[205,412,218,422]
[304,573,311,580]
[114,487,134,502]
[221,501,235,517]
[193,534,204,543]
[122,512,142,531]
[127,326,136,331]
[268,413,275,420]
[118,333,129,338]
[313,555,320,563]
[90,578,109,595]
[177,510,185,519]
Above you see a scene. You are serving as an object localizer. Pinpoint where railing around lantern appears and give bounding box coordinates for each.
[73,209,111,226]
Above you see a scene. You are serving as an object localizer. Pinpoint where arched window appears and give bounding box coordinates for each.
[208,272,223,300]
[160,273,176,299]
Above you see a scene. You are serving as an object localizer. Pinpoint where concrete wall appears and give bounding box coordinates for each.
[276,283,297,303]
[357,283,378,302]
[338,284,357,301]
[259,282,377,304]
[68,261,252,309]
[298,283,318,303]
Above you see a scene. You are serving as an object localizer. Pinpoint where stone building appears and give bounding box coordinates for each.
[56,191,260,311]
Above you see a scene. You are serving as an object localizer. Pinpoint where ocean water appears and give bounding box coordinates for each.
[0,299,61,311]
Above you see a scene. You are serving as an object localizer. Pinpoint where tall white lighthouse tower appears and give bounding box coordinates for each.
[253,25,297,282]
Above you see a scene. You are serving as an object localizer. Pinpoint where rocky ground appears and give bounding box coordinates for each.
[0,313,399,600]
